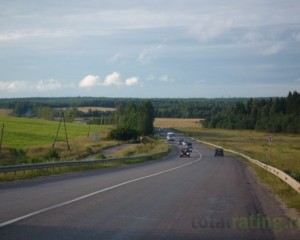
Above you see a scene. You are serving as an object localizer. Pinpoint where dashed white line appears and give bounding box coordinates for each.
[0,150,202,228]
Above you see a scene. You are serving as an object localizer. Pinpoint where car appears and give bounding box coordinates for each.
[185,146,193,152]
[215,148,224,157]
[178,139,184,145]
[180,148,190,158]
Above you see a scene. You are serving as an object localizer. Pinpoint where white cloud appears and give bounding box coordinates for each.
[79,75,100,88]
[137,44,164,64]
[108,52,126,64]
[0,29,75,41]
[145,75,156,81]
[36,79,62,91]
[262,43,284,55]
[103,72,122,86]
[79,72,140,88]
[187,18,233,42]
[159,74,173,82]
[0,79,62,92]
[125,77,139,86]
[0,80,27,91]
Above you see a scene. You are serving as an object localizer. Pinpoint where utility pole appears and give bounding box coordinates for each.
[52,112,70,150]
[0,123,4,150]
[268,134,273,162]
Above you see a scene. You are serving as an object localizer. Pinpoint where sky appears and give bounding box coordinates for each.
[0,0,300,98]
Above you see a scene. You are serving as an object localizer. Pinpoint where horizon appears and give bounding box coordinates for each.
[0,91,298,101]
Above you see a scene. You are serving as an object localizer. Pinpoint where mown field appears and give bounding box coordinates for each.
[155,118,300,211]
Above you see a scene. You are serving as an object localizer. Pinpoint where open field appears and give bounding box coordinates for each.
[0,116,108,148]
[55,107,116,112]
[78,106,116,112]
[0,116,119,165]
[0,109,13,116]
[155,118,300,210]
[154,118,202,130]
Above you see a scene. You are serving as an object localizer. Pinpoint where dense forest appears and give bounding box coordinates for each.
[203,91,300,134]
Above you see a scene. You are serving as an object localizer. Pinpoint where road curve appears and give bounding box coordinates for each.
[0,138,299,240]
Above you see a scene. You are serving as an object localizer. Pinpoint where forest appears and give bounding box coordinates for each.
[203,91,300,134]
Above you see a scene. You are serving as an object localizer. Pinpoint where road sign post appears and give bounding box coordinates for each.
[268,135,273,162]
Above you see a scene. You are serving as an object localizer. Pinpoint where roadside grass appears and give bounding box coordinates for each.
[154,118,300,212]
[0,161,127,181]
[105,138,169,158]
[0,147,170,182]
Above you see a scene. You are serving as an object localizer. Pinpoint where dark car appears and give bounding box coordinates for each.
[178,139,184,145]
[185,142,193,152]
[180,148,190,158]
[215,148,224,157]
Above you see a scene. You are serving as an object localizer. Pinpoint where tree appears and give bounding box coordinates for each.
[137,100,155,136]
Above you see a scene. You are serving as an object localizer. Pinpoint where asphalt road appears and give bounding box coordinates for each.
[0,138,299,240]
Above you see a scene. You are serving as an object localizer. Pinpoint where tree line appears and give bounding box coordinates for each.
[0,97,243,119]
[203,91,300,134]
[1,92,299,134]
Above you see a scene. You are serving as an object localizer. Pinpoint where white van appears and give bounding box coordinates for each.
[166,132,176,141]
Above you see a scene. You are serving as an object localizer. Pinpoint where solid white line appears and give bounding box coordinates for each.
[0,150,202,228]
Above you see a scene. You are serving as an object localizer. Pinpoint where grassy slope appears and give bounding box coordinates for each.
[0,116,105,148]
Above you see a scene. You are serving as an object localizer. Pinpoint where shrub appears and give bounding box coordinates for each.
[44,149,60,160]
[107,125,138,141]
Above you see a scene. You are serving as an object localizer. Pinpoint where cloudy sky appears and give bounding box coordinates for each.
[0,0,300,98]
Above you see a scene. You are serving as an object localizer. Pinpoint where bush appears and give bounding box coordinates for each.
[107,125,139,141]
[44,149,60,160]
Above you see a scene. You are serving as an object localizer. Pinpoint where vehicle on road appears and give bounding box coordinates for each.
[167,132,176,141]
[178,139,184,145]
[215,148,224,157]
[184,142,193,152]
[180,148,190,158]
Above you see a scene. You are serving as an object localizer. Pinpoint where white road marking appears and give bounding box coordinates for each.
[0,150,202,228]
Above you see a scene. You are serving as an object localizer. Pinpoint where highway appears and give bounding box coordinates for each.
[0,138,299,239]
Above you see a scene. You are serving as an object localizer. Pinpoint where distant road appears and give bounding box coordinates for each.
[0,137,299,239]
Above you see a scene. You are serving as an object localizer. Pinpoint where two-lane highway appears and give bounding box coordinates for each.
[0,139,299,239]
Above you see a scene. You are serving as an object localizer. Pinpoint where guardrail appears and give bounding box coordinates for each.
[192,138,300,194]
[0,151,168,175]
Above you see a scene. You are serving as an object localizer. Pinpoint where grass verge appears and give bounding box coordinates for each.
[0,150,170,182]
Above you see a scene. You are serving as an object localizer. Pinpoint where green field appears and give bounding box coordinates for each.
[0,116,105,148]
[0,116,120,166]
